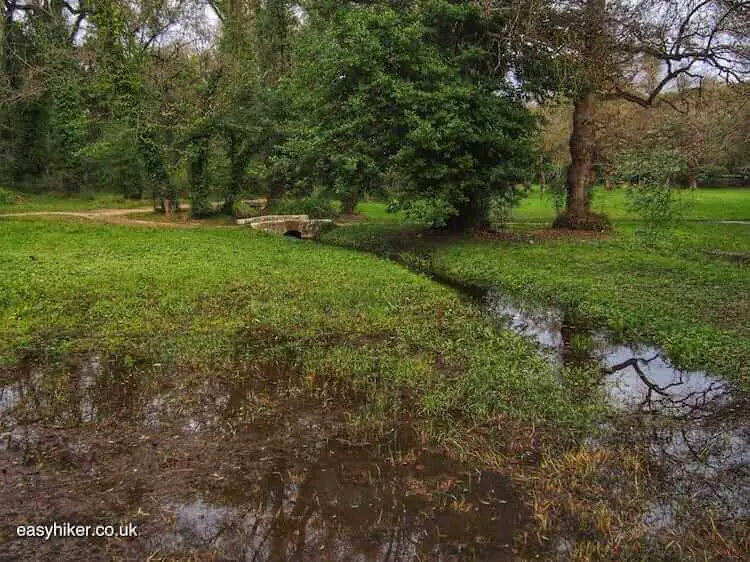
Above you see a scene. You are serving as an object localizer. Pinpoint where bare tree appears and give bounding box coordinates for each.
[490,0,750,229]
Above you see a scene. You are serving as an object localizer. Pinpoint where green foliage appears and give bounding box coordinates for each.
[79,122,147,199]
[267,196,340,219]
[231,200,261,219]
[0,188,19,205]
[188,137,212,217]
[488,194,516,230]
[276,1,537,229]
[614,149,691,234]
[543,164,568,215]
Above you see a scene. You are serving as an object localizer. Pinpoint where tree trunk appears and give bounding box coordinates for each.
[566,91,596,218]
[687,163,698,190]
[265,172,286,213]
[553,0,610,231]
[446,187,489,232]
[189,137,210,218]
[341,190,358,215]
[224,133,248,215]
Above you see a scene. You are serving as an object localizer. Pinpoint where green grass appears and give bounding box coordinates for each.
[329,194,750,386]
[0,191,146,213]
[0,218,600,431]
[512,186,750,222]
[431,226,750,382]
[356,200,407,223]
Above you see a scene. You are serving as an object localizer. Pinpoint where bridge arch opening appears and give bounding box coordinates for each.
[284,230,303,239]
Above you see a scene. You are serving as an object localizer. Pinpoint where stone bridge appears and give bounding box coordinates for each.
[236,214,334,240]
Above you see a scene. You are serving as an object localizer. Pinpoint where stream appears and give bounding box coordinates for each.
[485,289,750,524]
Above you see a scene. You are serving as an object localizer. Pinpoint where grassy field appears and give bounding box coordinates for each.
[2,194,748,559]
[511,186,750,222]
[0,191,147,213]
[0,218,597,430]
[325,189,750,384]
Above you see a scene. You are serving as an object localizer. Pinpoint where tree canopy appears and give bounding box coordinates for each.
[0,0,747,226]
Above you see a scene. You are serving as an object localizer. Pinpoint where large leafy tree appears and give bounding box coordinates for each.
[0,1,88,190]
[278,0,537,229]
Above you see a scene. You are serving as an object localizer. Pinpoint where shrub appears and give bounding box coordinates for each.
[267,197,339,219]
[232,200,262,219]
[0,188,19,206]
[614,149,692,235]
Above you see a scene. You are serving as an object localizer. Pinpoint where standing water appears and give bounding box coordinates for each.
[486,289,750,522]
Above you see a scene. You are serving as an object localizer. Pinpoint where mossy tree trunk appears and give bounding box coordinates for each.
[189,136,211,218]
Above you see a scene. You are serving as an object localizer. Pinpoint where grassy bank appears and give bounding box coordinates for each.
[0,218,597,431]
[0,191,146,213]
[324,193,750,385]
[511,186,750,222]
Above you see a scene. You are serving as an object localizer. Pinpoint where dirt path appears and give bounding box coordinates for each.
[0,207,238,228]
[1,208,365,229]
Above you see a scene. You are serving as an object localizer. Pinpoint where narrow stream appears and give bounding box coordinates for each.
[331,243,750,529]
[485,289,750,523]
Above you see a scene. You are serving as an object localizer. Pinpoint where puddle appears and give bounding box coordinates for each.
[2,282,747,558]
[485,289,750,522]
[0,356,525,560]
[150,440,520,560]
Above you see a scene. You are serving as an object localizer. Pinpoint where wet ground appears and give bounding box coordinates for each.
[1,262,748,560]
[486,290,750,526]
[0,357,525,561]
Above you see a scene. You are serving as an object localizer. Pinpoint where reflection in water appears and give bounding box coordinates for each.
[151,442,520,561]
[485,289,750,521]
[1,355,523,560]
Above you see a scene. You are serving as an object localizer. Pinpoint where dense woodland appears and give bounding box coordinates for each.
[1,1,748,229]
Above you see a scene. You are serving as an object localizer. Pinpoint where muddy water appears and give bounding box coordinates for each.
[486,289,750,523]
[2,288,748,560]
[0,357,524,561]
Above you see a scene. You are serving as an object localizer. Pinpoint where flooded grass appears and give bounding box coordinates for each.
[323,216,750,559]
[0,218,591,559]
[2,214,749,559]
[323,219,750,382]
[1,355,530,561]
[484,290,750,558]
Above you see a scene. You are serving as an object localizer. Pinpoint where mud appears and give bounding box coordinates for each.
[0,357,525,561]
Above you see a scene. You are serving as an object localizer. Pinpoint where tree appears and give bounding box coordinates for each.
[539,81,750,191]
[658,82,749,188]
[0,0,204,202]
[277,0,537,228]
[0,1,89,190]
[490,0,750,229]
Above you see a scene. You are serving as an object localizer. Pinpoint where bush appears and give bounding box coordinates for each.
[613,149,692,235]
[543,165,568,215]
[488,193,522,230]
[0,188,19,206]
[390,197,457,228]
[267,197,339,219]
[232,200,262,219]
